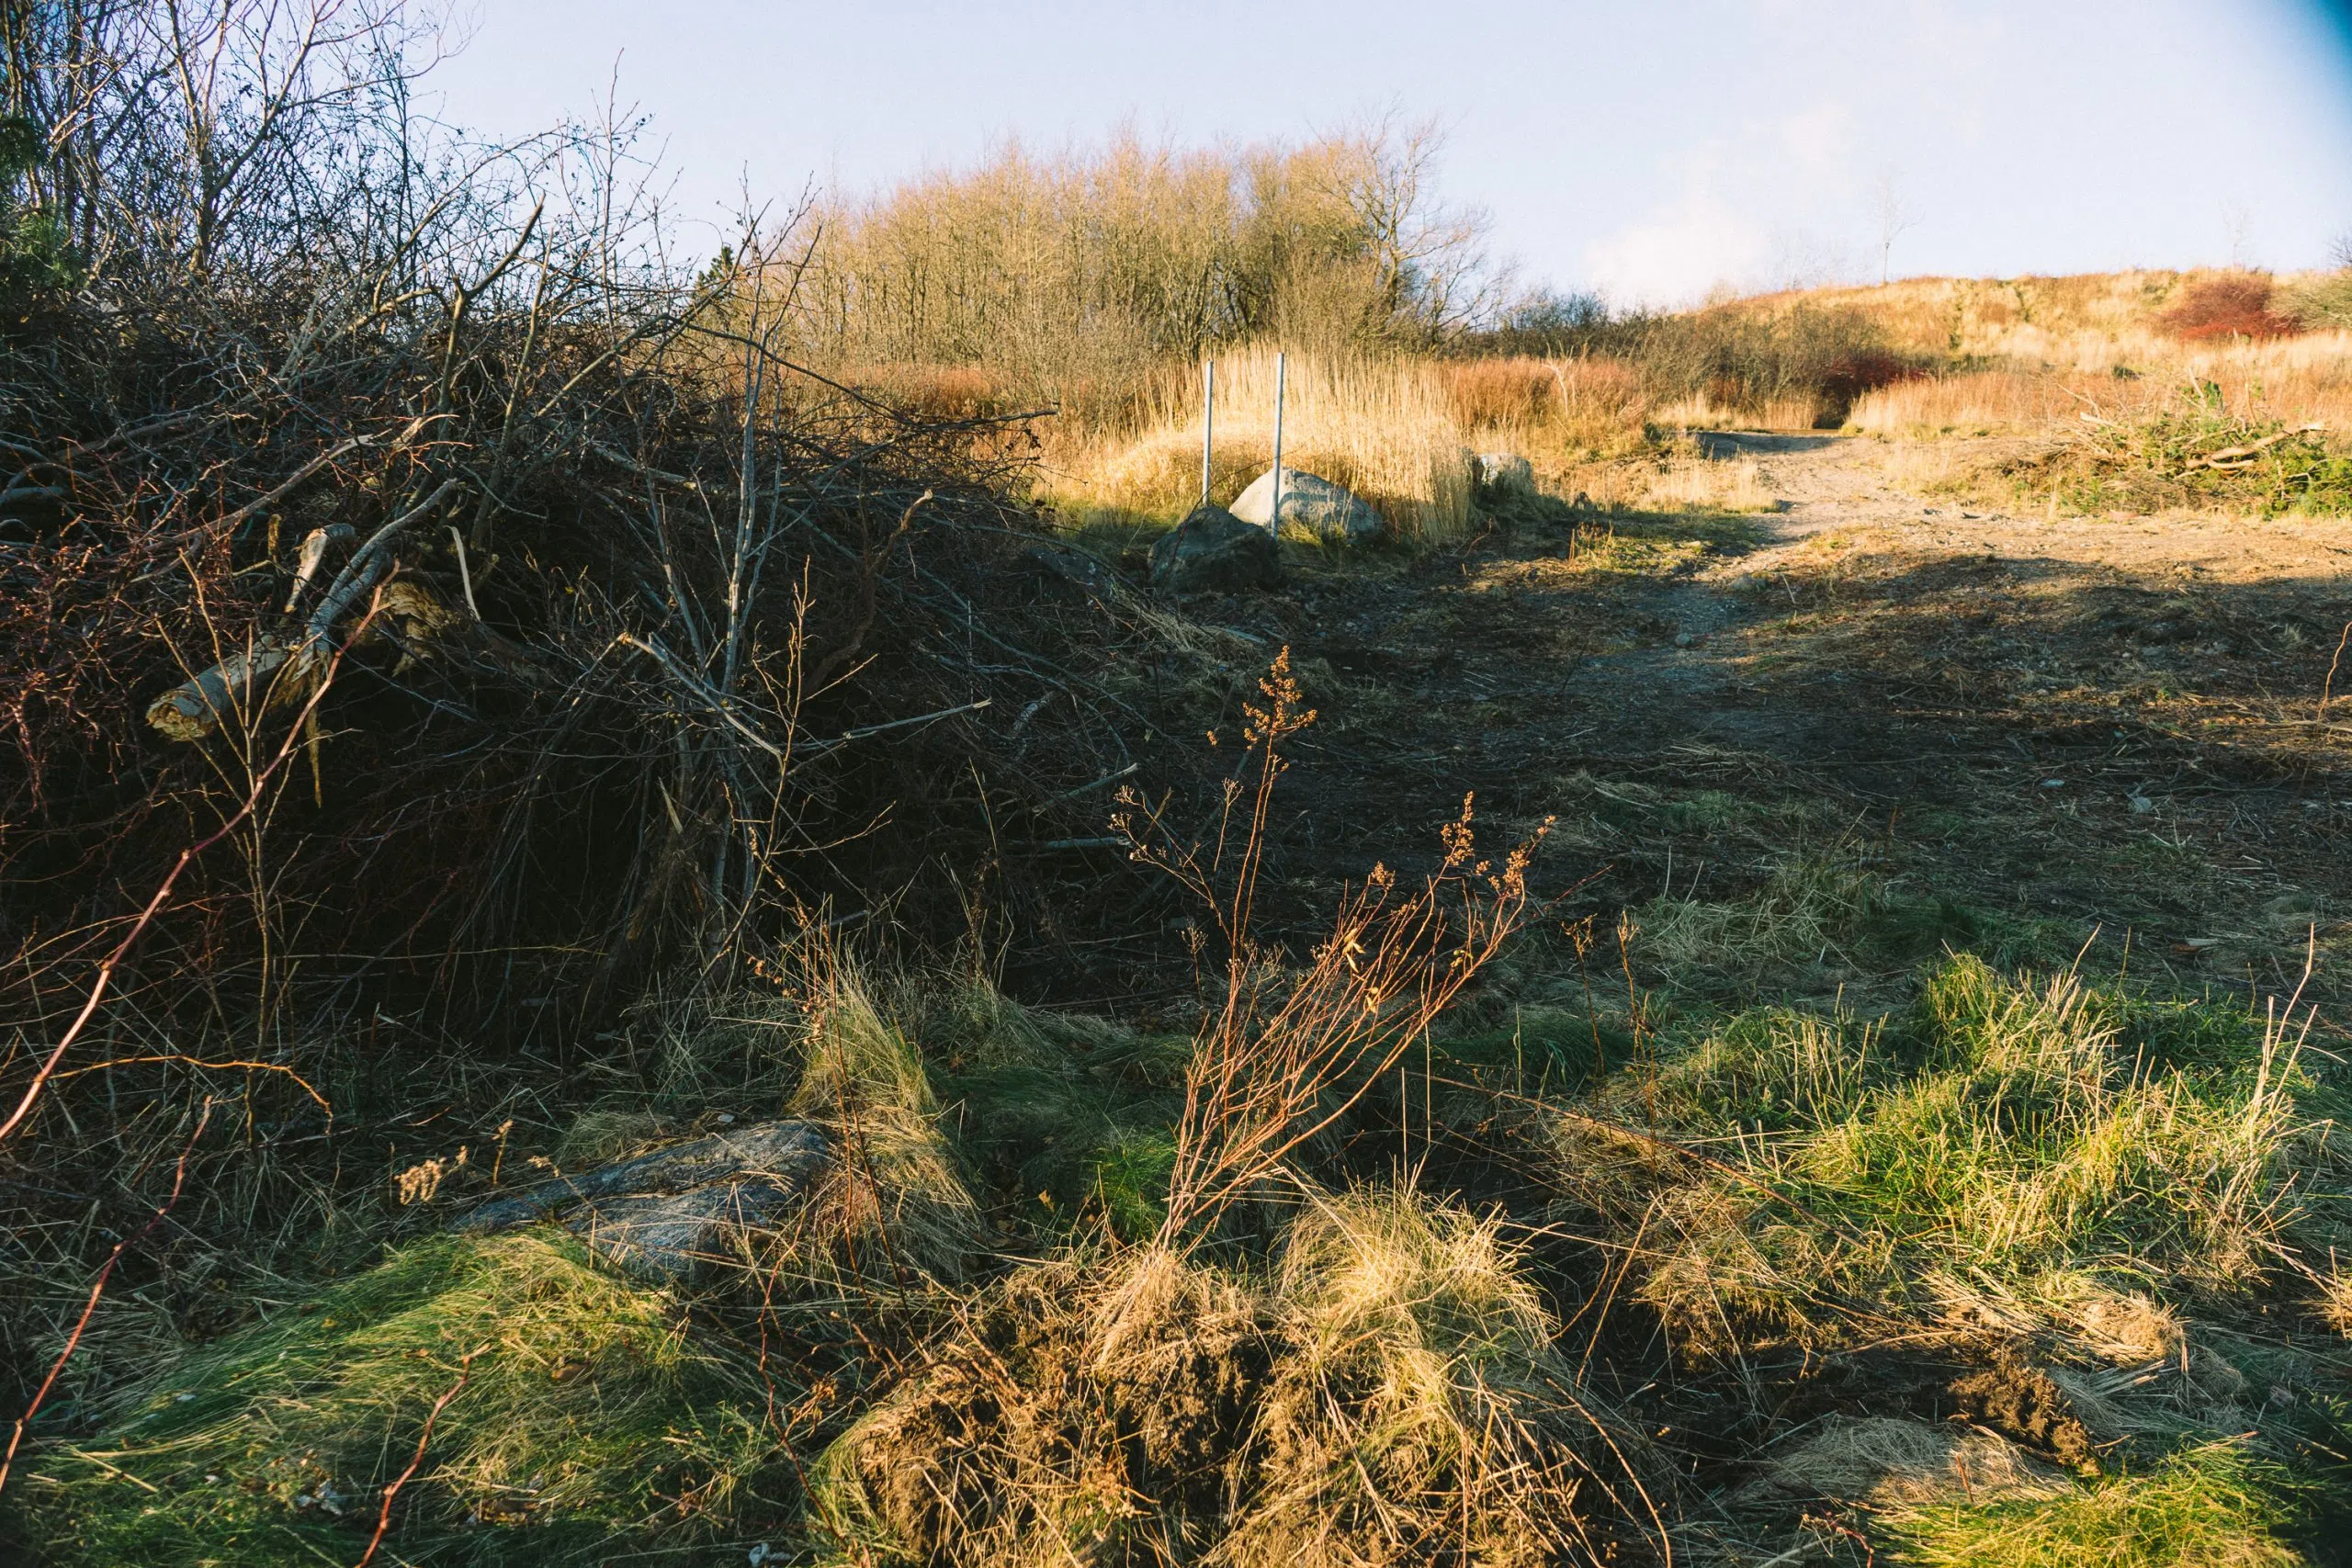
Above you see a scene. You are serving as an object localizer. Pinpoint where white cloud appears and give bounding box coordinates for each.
[1584,193,1770,309]
[1581,99,1888,305]
[1778,102,1853,169]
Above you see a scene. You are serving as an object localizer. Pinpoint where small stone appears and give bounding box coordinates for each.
[2129,795,2155,815]
[457,1121,829,1281]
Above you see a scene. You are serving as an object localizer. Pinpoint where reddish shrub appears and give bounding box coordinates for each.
[2161,275,2301,341]
[1817,350,1921,407]
[1443,357,1555,426]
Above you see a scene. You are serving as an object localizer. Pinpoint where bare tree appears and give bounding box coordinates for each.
[2221,198,2254,269]
[1869,165,1920,287]
[1320,110,1495,341]
[4,0,440,280]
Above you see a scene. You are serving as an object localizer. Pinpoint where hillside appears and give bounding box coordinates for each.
[1751,269,2228,356]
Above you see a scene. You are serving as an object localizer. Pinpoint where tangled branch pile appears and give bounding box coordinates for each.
[0,5,1233,1446]
[0,4,1185,1053]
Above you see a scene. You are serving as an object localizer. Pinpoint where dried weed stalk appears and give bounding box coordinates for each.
[1115,650,1548,1245]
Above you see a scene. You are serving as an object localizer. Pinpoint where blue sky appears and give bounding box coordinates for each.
[429,1,2352,306]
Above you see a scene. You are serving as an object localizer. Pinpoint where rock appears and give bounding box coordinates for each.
[1742,1415,2070,1508]
[1471,452,1534,495]
[1227,468,1384,542]
[458,1120,828,1280]
[1148,503,1281,593]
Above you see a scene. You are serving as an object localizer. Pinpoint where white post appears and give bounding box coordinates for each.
[1269,350,1285,537]
[1201,358,1215,508]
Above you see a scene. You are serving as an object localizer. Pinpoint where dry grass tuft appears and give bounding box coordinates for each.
[1442,355,1654,452]
[1850,343,2352,438]
[808,1251,1271,1565]
[1634,855,1899,993]
[1653,391,1823,434]
[2315,1259,2352,1339]
[2071,1289,2188,1365]
[1231,1187,1634,1568]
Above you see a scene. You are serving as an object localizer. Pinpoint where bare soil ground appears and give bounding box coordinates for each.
[1159,433,2352,1021]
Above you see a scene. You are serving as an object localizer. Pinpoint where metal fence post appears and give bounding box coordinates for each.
[1269,350,1285,538]
[1201,358,1215,508]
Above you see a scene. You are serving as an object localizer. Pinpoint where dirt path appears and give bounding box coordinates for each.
[1192,434,2352,1015]
[1721,428,2352,580]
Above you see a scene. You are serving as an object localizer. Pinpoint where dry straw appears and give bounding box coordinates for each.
[1046,346,1479,541]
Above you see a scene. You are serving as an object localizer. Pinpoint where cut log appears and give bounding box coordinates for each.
[145,641,294,741]
[147,479,466,742]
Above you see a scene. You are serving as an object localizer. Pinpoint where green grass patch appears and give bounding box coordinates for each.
[920,983,1190,1242]
[1639,1004,1892,1134]
[1876,1440,2307,1568]
[1617,956,2342,1341]
[1432,1004,1636,1098]
[5,1233,786,1567]
[1636,857,2075,996]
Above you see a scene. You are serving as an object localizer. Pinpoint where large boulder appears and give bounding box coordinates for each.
[1228,468,1385,542]
[1148,502,1281,593]
[459,1120,829,1280]
[1471,451,1535,496]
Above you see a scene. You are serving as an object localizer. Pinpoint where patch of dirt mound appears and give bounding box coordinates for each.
[1103,1308,1278,1503]
[1951,1359,2102,1474]
[831,1359,1011,1552]
[813,1258,1283,1562]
